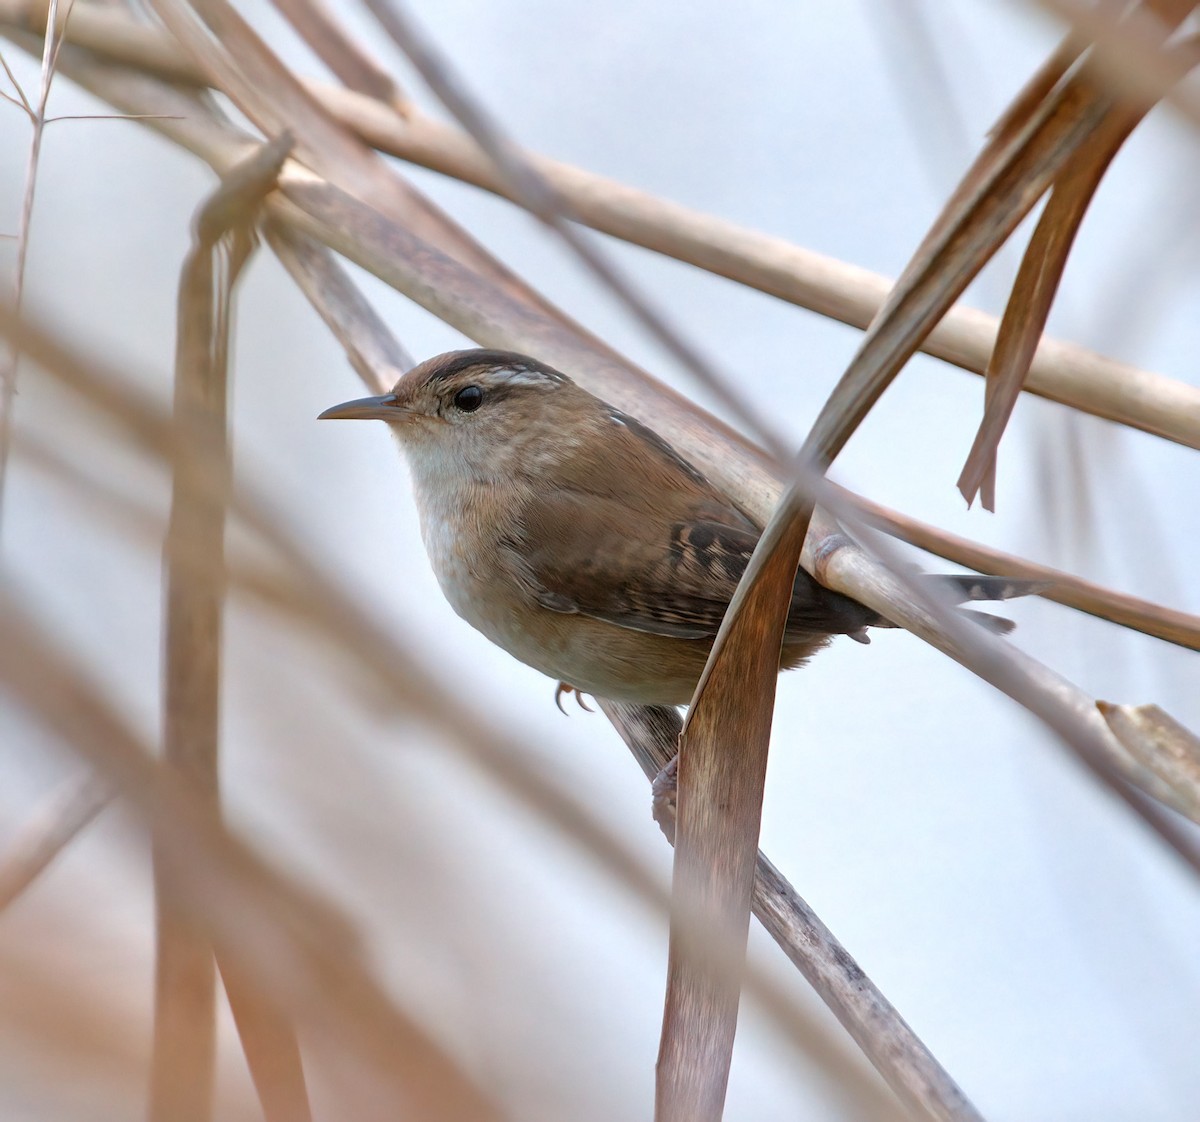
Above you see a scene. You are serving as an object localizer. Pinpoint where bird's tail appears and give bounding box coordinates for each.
[844,575,1049,643]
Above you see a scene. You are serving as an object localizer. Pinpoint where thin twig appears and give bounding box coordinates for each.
[44,111,184,122]
[0,42,34,113]
[0,0,74,526]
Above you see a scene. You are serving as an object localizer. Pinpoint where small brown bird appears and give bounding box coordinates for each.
[321,349,1029,706]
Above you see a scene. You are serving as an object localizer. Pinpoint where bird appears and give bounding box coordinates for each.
[320,349,1035,707]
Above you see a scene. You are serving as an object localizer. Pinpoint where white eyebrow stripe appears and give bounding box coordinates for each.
[486,366,567,388]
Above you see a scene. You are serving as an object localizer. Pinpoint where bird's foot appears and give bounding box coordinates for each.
[555,682,595,714]
[650,755,678,842]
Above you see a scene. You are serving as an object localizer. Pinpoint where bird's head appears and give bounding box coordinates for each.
[320,349,586,482]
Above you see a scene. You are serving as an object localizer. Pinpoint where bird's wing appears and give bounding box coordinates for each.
[513,490,757,639]
[496,406,757,639]
[504,405,875,640]
[514,486,885,639]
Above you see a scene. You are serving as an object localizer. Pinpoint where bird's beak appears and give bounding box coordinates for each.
[318,393,406,421]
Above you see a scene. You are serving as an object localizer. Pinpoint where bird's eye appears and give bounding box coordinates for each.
[453,385,484,413]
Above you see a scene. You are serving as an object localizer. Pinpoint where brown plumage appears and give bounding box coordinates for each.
[320,349,1032,705]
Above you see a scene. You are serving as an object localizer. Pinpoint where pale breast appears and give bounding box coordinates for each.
[415,490,502,630]
[411,477,707,702]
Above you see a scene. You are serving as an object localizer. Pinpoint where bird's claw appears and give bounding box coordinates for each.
[651,756,678,842]
[555,682,594,714]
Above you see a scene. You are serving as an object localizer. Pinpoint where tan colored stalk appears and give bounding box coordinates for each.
[602,701,984,1122]
[151,131,293,1122]
[0,772,111,910]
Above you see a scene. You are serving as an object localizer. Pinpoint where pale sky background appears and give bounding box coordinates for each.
[3,3,1200,1120]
